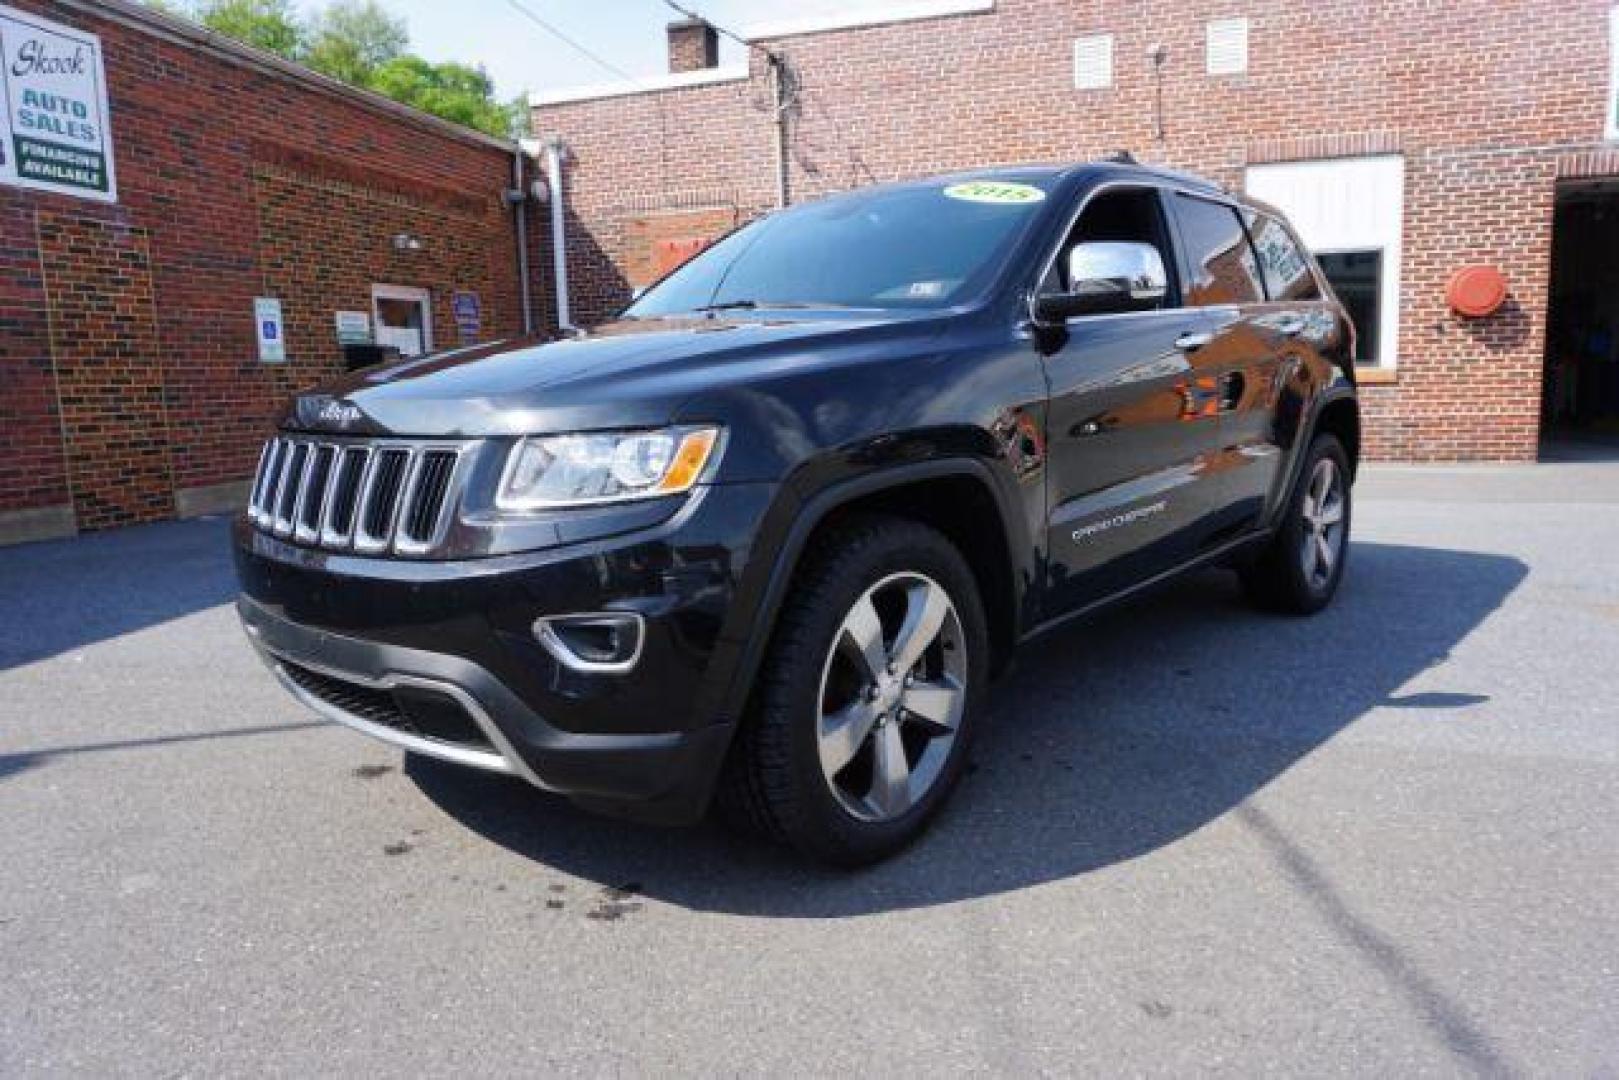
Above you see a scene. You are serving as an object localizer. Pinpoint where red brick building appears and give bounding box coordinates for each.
[0,0,543,544]
[530,0,1619,463]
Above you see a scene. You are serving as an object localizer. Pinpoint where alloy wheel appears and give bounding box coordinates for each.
[815,571,968,822]
[1299,457,1346,589]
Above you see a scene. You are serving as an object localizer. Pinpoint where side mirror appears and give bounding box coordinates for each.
[1033,241,1169,322]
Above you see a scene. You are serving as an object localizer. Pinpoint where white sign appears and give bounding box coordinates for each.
[255,298,286,363]
[0,3,116,202]
[334,310,372,345]
[1609,6,1619,142]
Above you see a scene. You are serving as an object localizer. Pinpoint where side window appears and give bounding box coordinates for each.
[1246,210,1322,301]
[1042,186,1179,306]
[1171,194,1265,305]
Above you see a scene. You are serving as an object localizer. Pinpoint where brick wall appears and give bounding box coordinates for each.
[37,211,173,528]
[0,194,67,516]
[0,0,541,541]
[532,0,1619,462]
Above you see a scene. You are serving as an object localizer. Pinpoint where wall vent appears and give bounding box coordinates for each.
[1206,17,1249,76]
[1073,34,1114,90]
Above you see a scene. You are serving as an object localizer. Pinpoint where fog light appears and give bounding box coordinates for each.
[533,612,645,674]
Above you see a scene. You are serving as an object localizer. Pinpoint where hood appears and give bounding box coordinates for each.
[283,311,943,438]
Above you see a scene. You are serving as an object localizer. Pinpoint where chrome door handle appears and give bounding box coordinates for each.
[1174,331,1213,352]
[1276,315,1306,337]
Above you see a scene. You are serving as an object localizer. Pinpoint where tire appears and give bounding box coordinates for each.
[718,514,989,866]
[1240,432,1352,615]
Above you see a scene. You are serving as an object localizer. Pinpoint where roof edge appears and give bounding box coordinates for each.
[529,0,996,110]
[529,63,749,108]
[52,0,520,154]
[739,0,994,43]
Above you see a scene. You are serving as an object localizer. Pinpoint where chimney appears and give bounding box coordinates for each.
[667,18,719,73]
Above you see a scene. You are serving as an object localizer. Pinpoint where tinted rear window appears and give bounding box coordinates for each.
[1247,211,1321,301]
[1172,194,1265,305]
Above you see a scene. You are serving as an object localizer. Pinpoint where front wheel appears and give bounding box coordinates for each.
[1239,432,1352,615]
[719,516,988,866]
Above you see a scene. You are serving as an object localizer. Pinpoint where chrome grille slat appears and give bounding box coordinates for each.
[354,447,410,554]
[388,449,426,548]
[249,435,468,557]
[287,443,319,538]
[398,450,459,552]
[312,445,343,540]
[322,446,372,546]
[254,438,287,526]
[272,442,308,536]
[293,445,336,543]
[346,448,387,554]
[248,440,276,523]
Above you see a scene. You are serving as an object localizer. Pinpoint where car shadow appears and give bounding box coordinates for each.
[407,541,1527,917]
[0,516,238,671]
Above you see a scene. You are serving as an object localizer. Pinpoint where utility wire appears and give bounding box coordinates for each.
[660,0,780,62]
[502,0,641,83]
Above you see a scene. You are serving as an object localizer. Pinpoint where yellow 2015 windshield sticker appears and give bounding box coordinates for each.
[942,181,1046,205]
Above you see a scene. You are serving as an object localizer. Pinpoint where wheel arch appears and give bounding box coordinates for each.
[1313,392,1362,480]
[711,459,1029,726]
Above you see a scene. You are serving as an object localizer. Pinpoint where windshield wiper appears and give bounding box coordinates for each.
[692,299,759,313]
[692,300,869,314]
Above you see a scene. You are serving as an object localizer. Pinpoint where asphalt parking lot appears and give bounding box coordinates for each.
[3,462,1616,1076]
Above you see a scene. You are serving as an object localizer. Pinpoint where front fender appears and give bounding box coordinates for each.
[694,451,1034,728]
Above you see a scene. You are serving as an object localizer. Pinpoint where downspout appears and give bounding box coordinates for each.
[543,137,575,333]
[509,147,534,336]
[768,54,789,208]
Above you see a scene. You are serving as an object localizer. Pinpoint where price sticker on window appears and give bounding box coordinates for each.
[942,181,1046,205]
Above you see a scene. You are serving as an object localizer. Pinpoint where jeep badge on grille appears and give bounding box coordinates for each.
[315,399,361,427]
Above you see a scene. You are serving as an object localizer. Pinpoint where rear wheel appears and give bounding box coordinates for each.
[1240,432,1351,615]
[719,516,987,865]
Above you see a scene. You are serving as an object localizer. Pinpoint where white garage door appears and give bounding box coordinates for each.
[1245,155,1405,370]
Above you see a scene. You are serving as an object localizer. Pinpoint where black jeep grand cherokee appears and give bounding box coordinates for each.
[236,161,1358,864]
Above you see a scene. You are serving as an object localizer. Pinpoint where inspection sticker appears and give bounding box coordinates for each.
[942,181,1046,204]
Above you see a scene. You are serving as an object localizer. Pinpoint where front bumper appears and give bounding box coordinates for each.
[234,482,778,825]
[240,598,733,823]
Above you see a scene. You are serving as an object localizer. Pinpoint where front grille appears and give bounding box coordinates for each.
[280,661,494,751]
[248,436,468,556]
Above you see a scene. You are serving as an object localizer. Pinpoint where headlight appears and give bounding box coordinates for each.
[496,426,721,510]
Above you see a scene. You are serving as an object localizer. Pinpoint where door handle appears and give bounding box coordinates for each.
[1174,331,1213,352]
[1276,315,1306,337]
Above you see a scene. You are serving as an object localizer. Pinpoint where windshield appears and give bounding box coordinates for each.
[622,176,1056,318]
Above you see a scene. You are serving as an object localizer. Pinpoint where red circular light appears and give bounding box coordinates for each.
[1446,265,1508,318]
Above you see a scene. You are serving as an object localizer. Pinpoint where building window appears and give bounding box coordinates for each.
[372,284,433,358]
[1316,250,1383,365]
[1073,34,1113,90]
[1206,17,1249,76]
[1244,154,1404,370]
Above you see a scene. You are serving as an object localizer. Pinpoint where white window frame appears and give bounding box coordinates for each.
[371,284,433,356]
[1073,34,1113,90]
[1244,155,1405,371]
[1607,5,1619,141]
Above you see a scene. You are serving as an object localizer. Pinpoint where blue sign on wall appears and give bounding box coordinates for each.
[452,290,481,343]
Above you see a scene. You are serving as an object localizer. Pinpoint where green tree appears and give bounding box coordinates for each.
[367,56,520,138]
[305,0,407,86]
[192,0,304,59]
[148,0,519,138]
